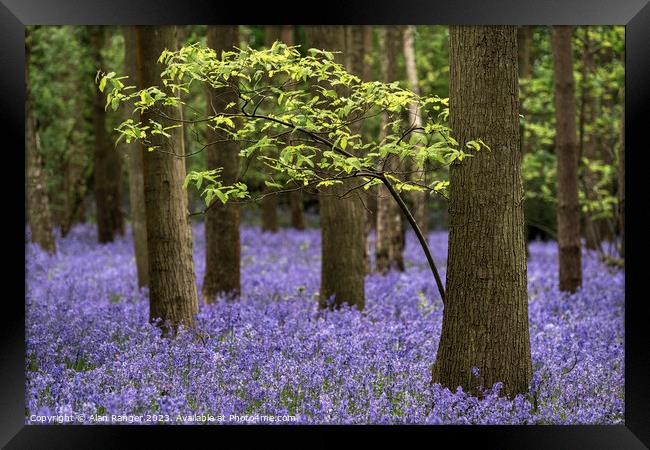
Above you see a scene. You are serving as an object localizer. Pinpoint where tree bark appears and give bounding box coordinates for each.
[551,26,582,293]
[403,25,428,234]
[123,26,149,288]
[61,28,90,237]
[580,28,602,251]
[375,26,405,274]
[305,26,366,310]
[136,26,199,333]
[432,26,532,398]
[203,26,242,301]
[361,26,378,234]
[280,25,306,231]
[260,26,282,233]
[25,30,56,254]
[345,25,371,273]
[618,102,624,258]
[90,26,125,243]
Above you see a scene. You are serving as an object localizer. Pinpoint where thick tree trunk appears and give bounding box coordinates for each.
[123,26,150,288]
[136,26,199,332]
[90,26,124,243]
[25,32,56,254]
[403,25,428,234]
[305,26,366,310]
[203,26,241,301]
[375,26,405,274]
[432,26,532,398]
[551,26,582,293]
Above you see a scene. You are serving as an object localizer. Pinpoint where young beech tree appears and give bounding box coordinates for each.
[202,25,242,301]
[118,26,199,333]
[99,41,488,309]
[432,26,532,398]
[551,26,582,293]
[90,26,124,243]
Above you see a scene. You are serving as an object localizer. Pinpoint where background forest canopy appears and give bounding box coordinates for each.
[27,24,624,256]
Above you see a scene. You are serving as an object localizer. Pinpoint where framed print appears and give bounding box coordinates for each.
[3,0,649,448]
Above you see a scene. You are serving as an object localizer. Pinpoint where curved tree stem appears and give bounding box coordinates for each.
[379,175,446,304]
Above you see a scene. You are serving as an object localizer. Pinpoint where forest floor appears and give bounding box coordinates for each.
[25,223,624,424]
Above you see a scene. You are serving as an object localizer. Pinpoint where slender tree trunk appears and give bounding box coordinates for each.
[260,26,282,233]
[362,26,378,236]
[203,26,241,301]
[90,26,124,243]
[403,25,428,235]
[580,28,602,251]
[123,26,150,288]
[618,103,624,258]
[61,30,90,237]
[517,27,533,80]
[362,26,377,272]
[279,25,306,231]
[518,26,534,256]
[136,26,199,333]
[551,26,582,293]
[25,31,56,253]
[305,26,366,310]
[345,25,371,273]
[432,26,532,398]
[375,26,405,274]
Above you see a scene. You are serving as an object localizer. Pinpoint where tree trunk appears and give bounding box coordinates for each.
[345,25,371,273]
[260,26,282,233]
[61,29,90,237]
[517,27,533,80]
[580,28,602,251]
[375,26,405,274]
[518,26,533,256]
[403,25,428,234]
[432,26,532,398]
[123,26,150,288]
[203,26,241,301]
[551,26,582,293]
[136,26,199,333]
[305,26,366,310]
[279,25,306,231]
[618,102,624,258]
[362,26,377,272]
[90,26,124,243]
[25,30,56,254]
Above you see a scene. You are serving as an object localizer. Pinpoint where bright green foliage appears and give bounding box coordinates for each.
[99,41,487,209]
[520,26,623,238]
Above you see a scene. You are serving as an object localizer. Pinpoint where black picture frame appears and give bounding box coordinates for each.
[3,1,649,448]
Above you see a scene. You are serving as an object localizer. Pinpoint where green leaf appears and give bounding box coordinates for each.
[215,190,228,204]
